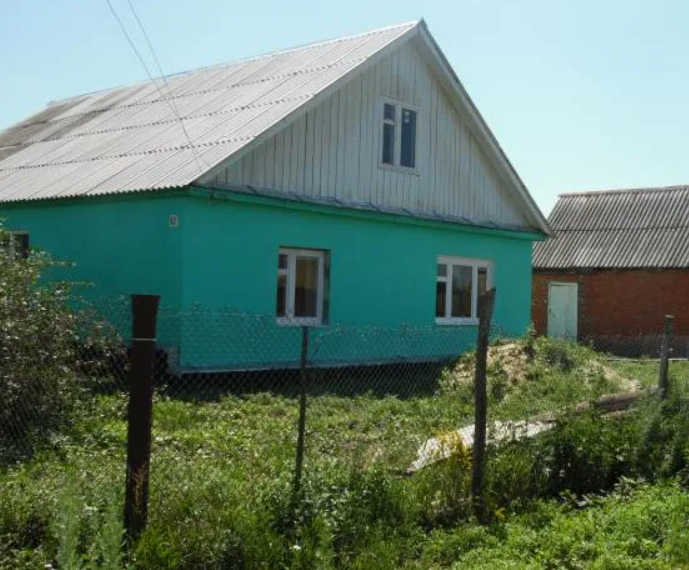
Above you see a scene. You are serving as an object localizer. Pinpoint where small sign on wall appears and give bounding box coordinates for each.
[169,214,179,229]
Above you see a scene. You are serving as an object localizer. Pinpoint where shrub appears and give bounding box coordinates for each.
[0,223,120,462]
[542,411,642,496]
[0,224,83,459]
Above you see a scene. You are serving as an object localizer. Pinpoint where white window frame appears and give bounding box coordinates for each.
[435,256,494,325]
[379,97,420,175]
[277,247,325,326]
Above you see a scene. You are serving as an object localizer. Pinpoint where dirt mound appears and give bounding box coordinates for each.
[441,342,527,390]
[441,340,640,393]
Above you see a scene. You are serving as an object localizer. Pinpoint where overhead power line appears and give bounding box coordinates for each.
[103,0,207,174]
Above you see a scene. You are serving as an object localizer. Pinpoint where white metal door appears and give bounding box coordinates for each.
[547,282,578,340]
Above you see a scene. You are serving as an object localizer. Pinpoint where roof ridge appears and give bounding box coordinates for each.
[559,184,689,199]
[47,21,421,107]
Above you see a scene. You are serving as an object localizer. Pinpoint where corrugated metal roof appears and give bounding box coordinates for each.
[533,185,689,269]
[0,22,418,202]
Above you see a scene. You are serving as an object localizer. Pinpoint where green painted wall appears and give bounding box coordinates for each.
[0,193,186,347]
[182,190,534,330]
[0,189,539,371]
[179,188,537,369]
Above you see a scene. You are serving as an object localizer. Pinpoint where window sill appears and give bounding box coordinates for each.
[435,318,479,326]
[378,162,420,177]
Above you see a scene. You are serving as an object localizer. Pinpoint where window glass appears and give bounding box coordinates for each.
[276,273,287,317]
[277,249,326,323]
[400,108,417,168]
[451,265,473,318]
[477,267,488,317]
[436,258,492,322]
[436,281,447,318]
[294,256,319,318]
[384,103,396,121]
[382,122,395,165]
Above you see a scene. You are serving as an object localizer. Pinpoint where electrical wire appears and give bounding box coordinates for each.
[124,0,209,170]
[103,0,208,174]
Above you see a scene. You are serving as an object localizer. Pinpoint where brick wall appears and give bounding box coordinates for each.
[532,269,689,337]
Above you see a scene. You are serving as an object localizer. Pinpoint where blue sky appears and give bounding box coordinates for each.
[1,0,687,214]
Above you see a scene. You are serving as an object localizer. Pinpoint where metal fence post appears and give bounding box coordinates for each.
[472,288,496,524]
[124,294,160,543]
[293,325,310,499]
[659,314,674,399]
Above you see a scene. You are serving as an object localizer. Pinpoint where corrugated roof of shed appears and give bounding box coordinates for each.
[0,22,416,202]
[533,185,689,269]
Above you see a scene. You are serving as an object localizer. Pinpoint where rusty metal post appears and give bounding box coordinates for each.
[472,288,496,524]
[659,315,674,399]
[293,326,310,499]
[124,294,160,543]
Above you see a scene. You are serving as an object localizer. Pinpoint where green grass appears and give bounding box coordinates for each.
[2,336,689,569]
[607,358,689,391]
[420,480,689,570]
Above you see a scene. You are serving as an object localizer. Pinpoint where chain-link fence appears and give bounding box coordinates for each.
[0,294,501,528]
[3,295,688,568]
[151,301,502,494]
[582,333,689,360]
[576,319,689,397]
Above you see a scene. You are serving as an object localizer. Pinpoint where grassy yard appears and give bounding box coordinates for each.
[419,481,689,570]
[2,337,689,569]
[607,358,689,390]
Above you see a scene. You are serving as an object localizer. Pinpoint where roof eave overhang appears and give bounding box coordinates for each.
[191,182,545,239]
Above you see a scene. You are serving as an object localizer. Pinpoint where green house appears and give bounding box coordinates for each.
[0,21,549,370]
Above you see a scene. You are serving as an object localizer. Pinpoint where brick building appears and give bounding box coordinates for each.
[532,186,689,343]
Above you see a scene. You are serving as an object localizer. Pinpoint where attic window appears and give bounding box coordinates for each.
[380,100,418,171]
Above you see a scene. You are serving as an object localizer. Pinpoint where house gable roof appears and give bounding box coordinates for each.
[533,185,689,270]
[0,20,549,234]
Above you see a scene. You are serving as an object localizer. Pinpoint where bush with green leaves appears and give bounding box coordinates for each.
[0,223,84,458]
[541,411,643,496]
[0,223,117,461]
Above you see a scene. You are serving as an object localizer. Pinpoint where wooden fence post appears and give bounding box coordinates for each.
[472,288,496,524]
[293,326,310,499]
[124,294,160,543]
[659,315,674,399]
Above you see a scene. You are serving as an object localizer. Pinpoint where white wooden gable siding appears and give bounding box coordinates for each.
[205,40,526,228]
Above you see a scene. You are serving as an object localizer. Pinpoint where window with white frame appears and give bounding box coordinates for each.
[381,100,418,170]
[435,256,493,324]
[276,248,328,324]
